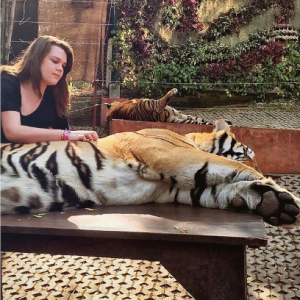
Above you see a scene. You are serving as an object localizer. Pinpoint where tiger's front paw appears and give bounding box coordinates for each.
[254,186,299,226]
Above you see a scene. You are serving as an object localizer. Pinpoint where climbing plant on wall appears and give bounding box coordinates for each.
[112,0,300,101]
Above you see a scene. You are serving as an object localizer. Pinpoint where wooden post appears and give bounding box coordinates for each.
[1,0,17,64]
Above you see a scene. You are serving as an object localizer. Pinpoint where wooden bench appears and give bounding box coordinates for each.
[1,204,267,300]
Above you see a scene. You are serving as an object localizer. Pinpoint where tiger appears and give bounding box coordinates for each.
[106,88,226,125]
[1,126,299,227]
[185,119,259,171]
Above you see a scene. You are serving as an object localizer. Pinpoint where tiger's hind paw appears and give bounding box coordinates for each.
[170,88,178,96]
[255,188,299,226]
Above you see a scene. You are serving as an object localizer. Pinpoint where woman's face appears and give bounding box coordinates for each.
[40,45,67,86]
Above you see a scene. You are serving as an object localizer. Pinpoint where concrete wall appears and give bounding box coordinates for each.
[220,9,276,46]
[154,0,300,45]
[199,0,252,32]
[292,0,300,28]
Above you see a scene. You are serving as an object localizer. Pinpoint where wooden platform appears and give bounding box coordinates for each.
[1,204,267,300]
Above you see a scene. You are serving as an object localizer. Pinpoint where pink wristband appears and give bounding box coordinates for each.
[61,129,71,141]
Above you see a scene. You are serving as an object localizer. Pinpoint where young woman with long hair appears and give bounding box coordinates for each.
[1,35,98,143]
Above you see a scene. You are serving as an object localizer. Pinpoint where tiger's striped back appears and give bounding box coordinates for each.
[106,88,214,125]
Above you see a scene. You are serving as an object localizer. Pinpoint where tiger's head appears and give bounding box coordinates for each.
[186,119,261,172]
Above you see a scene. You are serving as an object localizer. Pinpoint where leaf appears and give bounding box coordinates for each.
[33,215,42,218]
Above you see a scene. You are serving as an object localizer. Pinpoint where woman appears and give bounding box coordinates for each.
[1,35,98,143]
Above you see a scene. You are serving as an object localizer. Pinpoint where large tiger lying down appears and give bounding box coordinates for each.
[1,121,299,226]
[106,88,220,125]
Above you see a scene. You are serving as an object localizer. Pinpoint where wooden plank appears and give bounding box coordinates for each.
[1,233,247,300]
[2,205,259,299]
[1,204,267,247]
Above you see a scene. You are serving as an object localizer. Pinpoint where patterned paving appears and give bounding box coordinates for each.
[1,174,300,300]
[182,105,300,130]
[247,175,300,300]
[1,254,194,300]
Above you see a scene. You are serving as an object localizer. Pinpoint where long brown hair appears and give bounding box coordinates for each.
[1,36,74,117]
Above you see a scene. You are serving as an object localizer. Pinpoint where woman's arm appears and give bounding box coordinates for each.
[2,111,98,143]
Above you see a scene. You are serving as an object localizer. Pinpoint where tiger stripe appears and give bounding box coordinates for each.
[170,176,177,193]
[174,188,180,204]
[59,180,81,206]
[77,200,95,209]
[191,162,209,207]
[88,141,105,170]
[19,142,49,177]
[14,206,30,214]
[49,202,64,212]
[7,154,19,177]
[10,143,24,151]
[31,164,49,192]
[211,185,218,204]
[46,151,58,176]
[217,132,228,155]
[65,142,92,190]
[45,151,59,199]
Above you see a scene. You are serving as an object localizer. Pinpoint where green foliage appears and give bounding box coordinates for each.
[239,43,300,100]
[161,1,183,30]
[111,0,299,101]
[68,81,93,95]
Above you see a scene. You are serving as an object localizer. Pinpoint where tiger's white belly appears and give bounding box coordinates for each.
[92,161,168,205]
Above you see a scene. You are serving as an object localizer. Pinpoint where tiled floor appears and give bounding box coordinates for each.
[181,105,300,130]
[247,174,300,300]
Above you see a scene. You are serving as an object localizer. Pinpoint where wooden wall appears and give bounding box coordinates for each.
[38,0,109,82]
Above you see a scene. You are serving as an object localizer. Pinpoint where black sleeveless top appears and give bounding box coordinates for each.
[1,72,69,143]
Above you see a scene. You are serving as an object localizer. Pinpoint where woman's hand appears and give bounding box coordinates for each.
[69,130,99,141]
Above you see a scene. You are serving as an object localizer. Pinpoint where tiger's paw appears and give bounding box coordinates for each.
[170,88,178,96]
[253,184,300,226]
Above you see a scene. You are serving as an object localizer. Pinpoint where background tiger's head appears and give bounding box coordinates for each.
[186,119,261,172]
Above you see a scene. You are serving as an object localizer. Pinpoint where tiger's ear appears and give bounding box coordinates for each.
[157,88,178,113]
[106,101,121,118]
[214,119,231,133]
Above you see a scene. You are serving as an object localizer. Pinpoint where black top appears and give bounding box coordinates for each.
[1,72,69,143]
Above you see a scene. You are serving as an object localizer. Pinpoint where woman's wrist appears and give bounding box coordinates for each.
[59,129,98,142]
[61,129,71,140]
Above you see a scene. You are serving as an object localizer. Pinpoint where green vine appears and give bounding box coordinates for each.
[161,0,203,33]
[111,0,300,101]
[161,1,183,31]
